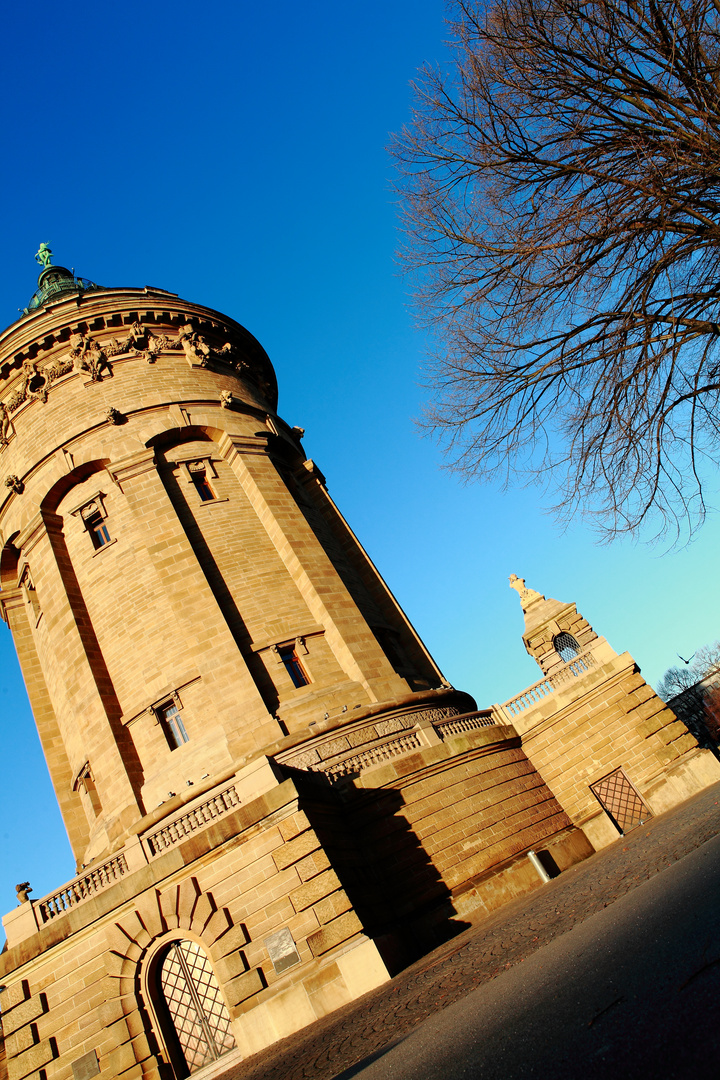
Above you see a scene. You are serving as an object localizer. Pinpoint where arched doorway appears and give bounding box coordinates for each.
[156,939,235,1075]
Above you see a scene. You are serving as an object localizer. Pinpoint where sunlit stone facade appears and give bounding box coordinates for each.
[0,265,714,1080]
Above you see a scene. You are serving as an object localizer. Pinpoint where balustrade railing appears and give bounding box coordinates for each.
[500,650,597,716]
[143,784,241,856]
[434,711,497,738]
[38,853,129,922]
[322,732,423,780]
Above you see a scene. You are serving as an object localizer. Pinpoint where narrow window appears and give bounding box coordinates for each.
[75,763,102,819]
[81,500,111,549]
[21,569,41,621]
[188,461,216,501]
[159,701,189,749]
[278,645,309,688]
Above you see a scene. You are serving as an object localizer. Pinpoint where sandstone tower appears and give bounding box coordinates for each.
[0,258,592,1080]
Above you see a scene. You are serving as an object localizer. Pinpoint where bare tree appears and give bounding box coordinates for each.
[657,639,720,697]
[393,0,720,539]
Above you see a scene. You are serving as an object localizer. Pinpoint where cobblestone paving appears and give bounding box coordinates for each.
[220,780,720,1080]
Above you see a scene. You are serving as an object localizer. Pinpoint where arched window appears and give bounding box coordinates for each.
[553,632,581,664]
[156,940,235,1076]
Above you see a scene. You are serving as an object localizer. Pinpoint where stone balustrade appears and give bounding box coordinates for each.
[498,650,597,718]
[322,732,424,781]
[37,853,129,923]
[142,784,241,856]
[434,711,497,737]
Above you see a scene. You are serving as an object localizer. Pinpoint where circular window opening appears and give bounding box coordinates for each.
[554,632,581,663]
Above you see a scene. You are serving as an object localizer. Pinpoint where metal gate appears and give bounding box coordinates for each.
[590,768,650,834]
[158,940,235,1074]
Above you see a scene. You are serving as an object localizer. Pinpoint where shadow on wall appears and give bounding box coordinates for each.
[287,770,472,975]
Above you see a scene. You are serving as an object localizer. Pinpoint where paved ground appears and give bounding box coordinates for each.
[219,780,720,1080]
[339,830,720,1079]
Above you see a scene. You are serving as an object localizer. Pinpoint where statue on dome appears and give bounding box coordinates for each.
[35,242,53,269]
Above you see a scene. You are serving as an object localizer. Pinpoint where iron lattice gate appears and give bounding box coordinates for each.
[590,768,650,834]
[159,940,235,1073]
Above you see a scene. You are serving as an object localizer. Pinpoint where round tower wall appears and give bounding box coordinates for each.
[0,287,448,867]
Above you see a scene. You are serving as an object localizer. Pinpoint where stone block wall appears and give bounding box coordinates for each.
[0,778,389,1080]
[505,654,720,848]
[282,722,592,967]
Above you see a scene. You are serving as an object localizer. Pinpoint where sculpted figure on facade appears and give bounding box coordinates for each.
[88,337,113,379]
[178,323,211,366]
[5,475,24,494]
[69,332,113,381]
[15,882,32,904]
[144,331,172,363]
[0,402,14,446]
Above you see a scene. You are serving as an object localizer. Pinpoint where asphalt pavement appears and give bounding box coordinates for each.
[218,779,720,1080]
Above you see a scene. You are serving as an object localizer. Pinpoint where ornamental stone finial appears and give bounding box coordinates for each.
[35,243,53,269]
[508,573,544,610]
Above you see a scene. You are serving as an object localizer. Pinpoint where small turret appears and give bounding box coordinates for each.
[508,574,599,675]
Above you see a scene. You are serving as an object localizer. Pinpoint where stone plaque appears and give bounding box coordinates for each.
[264,927,301,975]
[72,1049,100,1080]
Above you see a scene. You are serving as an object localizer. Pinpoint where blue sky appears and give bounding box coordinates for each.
[1,0,718,920]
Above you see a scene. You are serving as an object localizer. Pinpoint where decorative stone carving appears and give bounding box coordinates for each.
[410,706,460,726]
[509,573,544,609]
[143,331,170,363]
[69,332,113,381]
[46,357,74,381]
[178,323,212,366]
[105,408,124,425]
[106,337,126,357]
[220,390,235,409]
[286,747,321,769]
[21,359,49,403]
[0,402,14,447]
[5,475,24,494]
[126,320,146,349]
[375,718,405,736]
[15,881,32,904]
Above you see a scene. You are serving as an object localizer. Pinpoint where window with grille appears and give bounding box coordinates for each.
[157,939,235,1075]
[590,768,650,834]
[159,701,189,749]
[553,631,581,663]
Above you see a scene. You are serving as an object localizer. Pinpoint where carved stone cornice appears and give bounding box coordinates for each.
[219,432,273,459]
[0,292,278,408]
[106,448,158,489]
